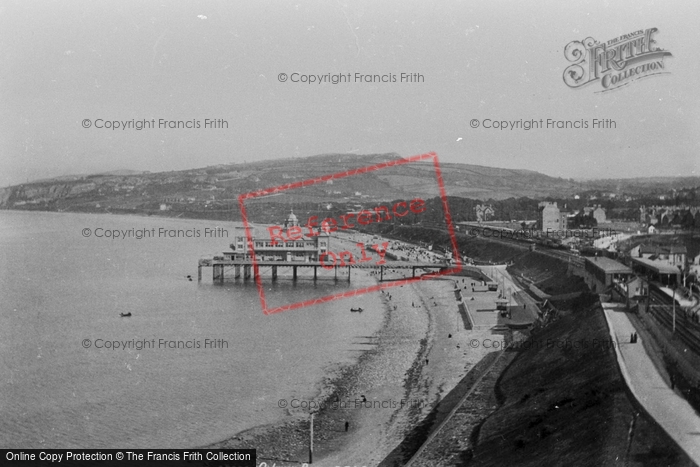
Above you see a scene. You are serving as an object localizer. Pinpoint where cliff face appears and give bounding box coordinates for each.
[0,183,78,208]
[0,187,13,207]
[20,184,74,199]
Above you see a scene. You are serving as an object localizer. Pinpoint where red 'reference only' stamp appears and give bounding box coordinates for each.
[238,152,462,314]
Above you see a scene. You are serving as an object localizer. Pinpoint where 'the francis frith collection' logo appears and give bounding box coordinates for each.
[563,28,672,92]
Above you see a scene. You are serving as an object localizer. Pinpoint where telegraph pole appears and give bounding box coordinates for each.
[672,284,676,333]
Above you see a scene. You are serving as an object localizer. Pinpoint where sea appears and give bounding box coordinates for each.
[0,211,384,448]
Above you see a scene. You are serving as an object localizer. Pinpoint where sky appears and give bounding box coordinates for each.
[1,0,699,187]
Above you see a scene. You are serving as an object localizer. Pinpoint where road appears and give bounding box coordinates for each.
[602,303,700,465]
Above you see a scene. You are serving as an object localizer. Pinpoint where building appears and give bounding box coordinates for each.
[629,244,687,269]
[611,275,648,305]
[225,210,331,262]
[638,205,700,229]
[163,196,185,203]
[592,206,607,224]
[537,202,567,232]
[474,204,495,223]
[619,275,647,298]
[688,253,700,278]
[579,205,606,224]
[630,257,681,286]
[692,252,700,265]
[583,256,633,293]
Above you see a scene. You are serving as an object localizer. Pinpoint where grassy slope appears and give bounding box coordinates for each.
[507,251,588,295]
[467,305,693,467]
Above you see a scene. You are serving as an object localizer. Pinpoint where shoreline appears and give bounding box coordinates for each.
[7,210,686,463]
[3,210,503,461]
[206,231,500,465]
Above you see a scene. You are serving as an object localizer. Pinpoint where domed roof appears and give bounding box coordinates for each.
[284,209,299,227]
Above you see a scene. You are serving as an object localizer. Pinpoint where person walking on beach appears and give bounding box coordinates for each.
[345,421,349,432]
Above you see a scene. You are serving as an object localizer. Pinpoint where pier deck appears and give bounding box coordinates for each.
[197,258,450,282]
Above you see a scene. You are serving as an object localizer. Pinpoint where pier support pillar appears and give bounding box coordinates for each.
[234,265,241,278]
[314,266,317,281]
[413,267,416,278]
[272,266,277,280]
[380,266,383,282]
[198,265,202,282]
[293,266,298,280]
[213,264,224,282]
[348,266,351,282]
[244,265,251,279]
[334,266,338,281]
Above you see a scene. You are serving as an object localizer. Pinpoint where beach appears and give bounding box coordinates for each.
[209,231,503,466]
[0,212,399,449]
[1,211,514,461]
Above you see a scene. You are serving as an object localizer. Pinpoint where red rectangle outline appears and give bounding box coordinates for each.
[237,152,463,315]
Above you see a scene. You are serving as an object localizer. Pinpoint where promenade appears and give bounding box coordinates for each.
[481,264,541,322]
[602,303,700,465]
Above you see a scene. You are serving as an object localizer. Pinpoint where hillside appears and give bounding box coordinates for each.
[2,153,697,216]
[582,176,700,193]
[0,153,583,214]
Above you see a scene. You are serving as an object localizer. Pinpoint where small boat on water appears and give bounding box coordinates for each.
[350,307,363,312]
[120,312,132,317]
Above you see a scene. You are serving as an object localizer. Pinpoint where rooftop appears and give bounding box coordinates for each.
[631,257,682,275]
[585,256,633,274]
[639,244,687,255]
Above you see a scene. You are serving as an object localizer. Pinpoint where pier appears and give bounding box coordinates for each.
[198,258,449,283]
